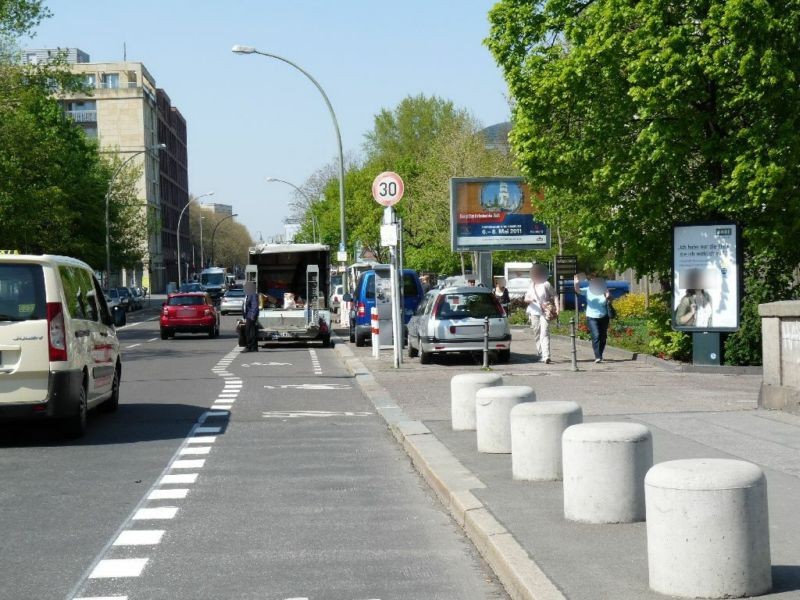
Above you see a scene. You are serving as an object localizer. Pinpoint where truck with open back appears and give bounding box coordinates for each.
[238,242,332,347]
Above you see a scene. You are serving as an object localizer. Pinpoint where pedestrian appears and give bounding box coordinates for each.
[243,281,260,352]
[524,264,557,363]
[420,275,431,294]
[493,276,510,312]
[573,272,610,363]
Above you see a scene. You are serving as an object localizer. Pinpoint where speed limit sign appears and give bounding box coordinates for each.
[372,171,405,207]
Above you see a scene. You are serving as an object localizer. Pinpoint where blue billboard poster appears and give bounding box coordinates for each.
[672,222,741,332]
[450,177,550,251]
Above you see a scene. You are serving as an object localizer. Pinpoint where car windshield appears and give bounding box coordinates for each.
[201,272,225,286]
[0,263,46,321]
[225,290,244,297]
[168,295,205,306]
[180,283,202,292]
[106,288,120,298]
[116,287,130,297]
[436,293,502,319]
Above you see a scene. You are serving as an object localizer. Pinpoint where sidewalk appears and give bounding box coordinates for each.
[335,329,800,599]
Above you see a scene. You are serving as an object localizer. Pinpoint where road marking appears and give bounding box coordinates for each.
[206,410,230,417]
[186,436,216,444]
[147,337,158,342]
[171,459,205,469]
[113,530,164,546]
[195,426,221,434]
[264,383,351,390]
[179,446,211,456]
[125,343,141,349]
[309,348,323,376]
[116,315,159,331]
[132,507,178,520]
[160,473,198,484]
[263,410,373,419]
[148,488,189,500]
[242,361,292,367]
[89,558,148,579]
[74,596,128,600]
[218,392,238,396]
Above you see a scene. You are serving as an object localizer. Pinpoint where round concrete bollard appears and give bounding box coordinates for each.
[646,459,772,598]
[476,385,535,453]
[562,422,652,523]
[451,373,503,431]
[510,401,583,481]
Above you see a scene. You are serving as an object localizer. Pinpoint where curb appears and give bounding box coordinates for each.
[333,335,566,600]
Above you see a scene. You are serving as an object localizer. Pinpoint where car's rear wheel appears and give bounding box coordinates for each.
[497,349,511,363]
[349,323,355,343]
[160,328,169,340]
[99,363,121,413]
[321,334,331,348]
[62,378,88,438]
[419,345,432,365]
[355,331,367,347]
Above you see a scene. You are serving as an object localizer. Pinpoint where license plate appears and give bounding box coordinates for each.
[280,332,293,338]
[179,309,194,317]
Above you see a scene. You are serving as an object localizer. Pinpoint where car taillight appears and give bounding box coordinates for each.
[357,302,365,317]
[46,302,67,361]
[204,308,212,316]
[162,307,169,316]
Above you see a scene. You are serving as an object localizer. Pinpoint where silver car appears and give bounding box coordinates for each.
[407,287,511,364]
[219,288,245,315]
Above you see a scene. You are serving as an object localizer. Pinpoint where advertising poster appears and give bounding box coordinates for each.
[450,177,550,251]
[672,223,741,332]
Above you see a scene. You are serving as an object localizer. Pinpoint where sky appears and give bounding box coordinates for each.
[27,0,511,242]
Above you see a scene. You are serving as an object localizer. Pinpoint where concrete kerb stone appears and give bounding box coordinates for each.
[331,333,564,600]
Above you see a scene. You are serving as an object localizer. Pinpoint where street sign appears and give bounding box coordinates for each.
[555,255,578,278]
[372,171,405,207]
[380,223,398,247]
[336,250,348,262]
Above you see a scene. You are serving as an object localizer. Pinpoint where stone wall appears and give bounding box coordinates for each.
[758,300,800,414]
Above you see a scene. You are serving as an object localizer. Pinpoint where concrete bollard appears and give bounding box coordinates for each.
[450,373,503,431]
[562,422,652,523]
[510,401,582,481]
[476,386,535,453]
[645,459,772,598]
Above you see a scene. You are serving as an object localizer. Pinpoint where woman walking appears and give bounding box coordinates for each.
[525,264,557,363]
[493,276,510,313]
[573,273,611,363]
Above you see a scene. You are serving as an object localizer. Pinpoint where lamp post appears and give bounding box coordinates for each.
[177,191,215,288]
[105,143,166,287]
[232,44,347,292]
[266,177,318,243]
[210,213,239,266]
[200,216,206,270]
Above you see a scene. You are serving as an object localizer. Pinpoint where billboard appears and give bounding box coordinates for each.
[672,222,741,332]
[450,177,550,251]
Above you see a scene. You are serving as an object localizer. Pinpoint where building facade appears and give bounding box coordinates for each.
[208,203,233,216]
[24,48,189,293]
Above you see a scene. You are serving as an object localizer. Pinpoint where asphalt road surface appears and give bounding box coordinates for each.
[0,313,507,600]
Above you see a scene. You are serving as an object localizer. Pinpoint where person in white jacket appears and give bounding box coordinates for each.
[524,264,557,363]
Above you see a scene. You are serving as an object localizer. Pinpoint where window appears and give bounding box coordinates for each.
[168,295,204,306]
[102,73,119,89]
[436,293,502,320]
[0,264,46,321]
[59,266,99,321]
[85,74,96,87]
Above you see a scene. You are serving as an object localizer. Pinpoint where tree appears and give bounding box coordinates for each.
[188,204,252,273]
[0,0,49,38]
[486,0,800,278]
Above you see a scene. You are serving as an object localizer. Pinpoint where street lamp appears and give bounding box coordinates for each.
[105,143,166,287]
[232,44,348,292]
[200,216,206,269]
[266,177,319,243]
[210,213,239,266]
[177,191,215,288]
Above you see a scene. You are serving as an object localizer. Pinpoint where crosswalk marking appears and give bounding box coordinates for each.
[89,558,148,579]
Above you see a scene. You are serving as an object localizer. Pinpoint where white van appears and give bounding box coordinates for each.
[0,254,121,437]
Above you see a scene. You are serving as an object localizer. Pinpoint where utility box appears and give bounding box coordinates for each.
[758,300,800,414]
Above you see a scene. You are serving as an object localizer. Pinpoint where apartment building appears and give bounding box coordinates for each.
[24,48,189,293]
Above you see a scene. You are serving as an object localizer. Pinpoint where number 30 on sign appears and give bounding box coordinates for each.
[372,171,405,207]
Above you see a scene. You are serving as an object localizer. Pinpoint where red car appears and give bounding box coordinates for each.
[160,292,220,339]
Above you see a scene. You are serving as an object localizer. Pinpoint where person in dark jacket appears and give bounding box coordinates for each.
[243,282,260,352]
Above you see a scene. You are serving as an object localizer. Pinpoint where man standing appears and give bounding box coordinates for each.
[243,281,259,352]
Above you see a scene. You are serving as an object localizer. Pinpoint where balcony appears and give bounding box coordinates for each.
[66,110,97,123]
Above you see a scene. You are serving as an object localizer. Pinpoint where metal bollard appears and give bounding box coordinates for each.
[371,307,379,360]
[483,316,490,368]
[569,317,578,372]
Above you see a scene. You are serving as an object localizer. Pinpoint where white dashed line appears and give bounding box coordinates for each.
[132,507,179,520]
[125,343,141,349]
[160,473,199,484]
[195,426,221,434]
[171,459,205,469]
[308,348,323,375]
[186,436,216,444]
[89,558,148,579]
[147,337,158,342]
[74,596,128,600]
[113,530,164,546]
[148,488,189,500]
[179,446,211,456]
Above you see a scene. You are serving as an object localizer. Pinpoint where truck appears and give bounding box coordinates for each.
[504,262,534,299]
[240,242,332,347]
[200,266,229,301]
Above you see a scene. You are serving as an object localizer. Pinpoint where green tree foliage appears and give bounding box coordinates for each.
[188,203,252,272]
[0,0,49,38]
[486,0,800,278]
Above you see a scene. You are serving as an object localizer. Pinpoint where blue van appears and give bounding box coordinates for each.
[348,268,424,347]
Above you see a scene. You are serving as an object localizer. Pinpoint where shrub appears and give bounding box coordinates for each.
[612,292,648,319]
[646,293,691,361]
[508,309,529,326]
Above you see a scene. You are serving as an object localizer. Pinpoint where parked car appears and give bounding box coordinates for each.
[160,292,220,339]
[104,293,127,326]
[219,288,245,315]
[0,254,122,437]
[106,287,129,312]
[407,287,511,364]
[348,268,424,347]
[329,284,344,313]
[131,286,147,307]
[179,282,204,293]
[116,286,137,311]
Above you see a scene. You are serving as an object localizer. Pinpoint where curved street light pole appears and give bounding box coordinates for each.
[232,45,347,292]
[105,143,166,288]
[210,213,239,266]
[266,177,318,243]
[177,191,215,288]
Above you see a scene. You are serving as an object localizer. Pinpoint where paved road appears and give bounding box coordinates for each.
[0,314,507,600]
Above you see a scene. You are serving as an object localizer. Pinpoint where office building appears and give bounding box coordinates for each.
[208,203,233,217]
